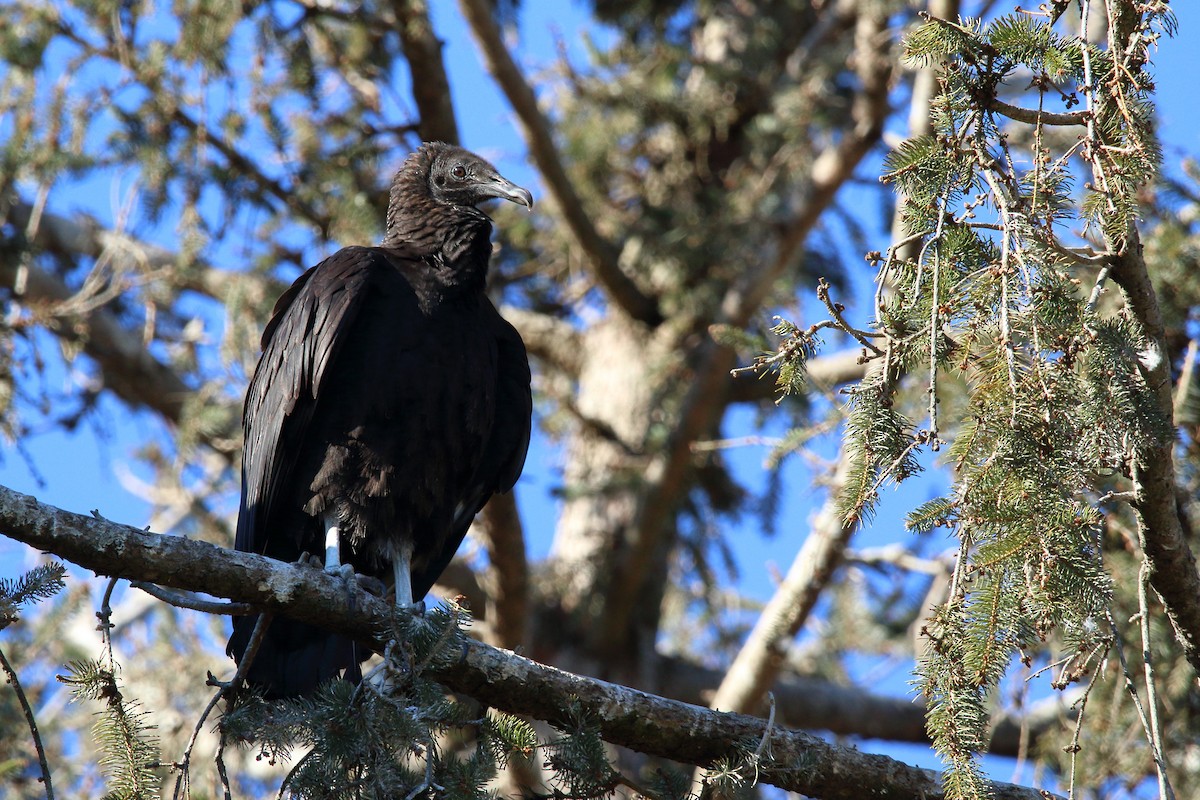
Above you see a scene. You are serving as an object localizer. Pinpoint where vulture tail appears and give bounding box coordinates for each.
[227,614,362,700]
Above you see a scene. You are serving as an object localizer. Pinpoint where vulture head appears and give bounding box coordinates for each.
[385,142,532,254]
[425,143,534,210]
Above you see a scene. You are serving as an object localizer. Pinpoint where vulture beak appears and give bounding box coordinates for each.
[481,173,534,210]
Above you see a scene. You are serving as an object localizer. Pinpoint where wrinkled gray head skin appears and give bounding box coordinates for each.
[422,142,533,209]
[383,142,533,266]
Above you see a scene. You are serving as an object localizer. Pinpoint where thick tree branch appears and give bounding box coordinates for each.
[458,0,662,326]
[711,0,955,718]
[0,486,1059,800]
[391,0,461,145]
[478,492,529,649]
[708,456,855,714]
[600,3,895,651]
[656,653,1070,760]
[1097,1,1200,677]
[8,200,277,310]
[1,215,192,427]
[1110,242,1200,675]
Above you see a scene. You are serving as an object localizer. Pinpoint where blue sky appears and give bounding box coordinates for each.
[2,2,1198,791]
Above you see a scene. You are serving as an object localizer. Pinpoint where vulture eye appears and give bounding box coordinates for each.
[451,164,467,180]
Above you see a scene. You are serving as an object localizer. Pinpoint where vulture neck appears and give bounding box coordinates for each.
[382,179,494,294]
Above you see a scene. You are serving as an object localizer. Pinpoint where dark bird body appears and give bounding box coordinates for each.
[227,143,533,698]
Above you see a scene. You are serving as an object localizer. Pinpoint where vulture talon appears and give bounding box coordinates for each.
[295,551,324,570]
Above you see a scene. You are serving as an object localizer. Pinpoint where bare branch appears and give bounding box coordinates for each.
[988,98,1088,126]
[729,348,868,403]
[707,455,855,715]
[130,582,252,616]
[478,492,529,649]
[457,0,662,325]
[390,0,461,145]
[0,485,1060,800]
[0,642,55,800]
[0,228,193,427]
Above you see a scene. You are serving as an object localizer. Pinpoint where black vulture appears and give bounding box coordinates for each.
[227,142,533,698]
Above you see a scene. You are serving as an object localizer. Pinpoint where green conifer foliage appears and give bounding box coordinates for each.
[818,4,1182,795]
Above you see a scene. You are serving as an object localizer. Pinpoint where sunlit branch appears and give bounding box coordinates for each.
[0,485,1062,800]
[458,0,662,325]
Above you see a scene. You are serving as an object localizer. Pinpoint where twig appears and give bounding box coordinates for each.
[223,611,273,692]
[691,435,787,452]
[1084,263,1113,313]
[1043,236,1111,267]
[974,147,1022,423]
[927,187,949,440]
[170,681,228,800]
[1137,558,1176,800]
[1080,0,1116,214]
[214,733,233,800]
[846,545,948,575]
[1171,338,1198,420]
[1064,640,1107,800]
[278,750,317,800]
[1104,607,1170,795]
[817,278,885,356]
[131,581,253,615]
[174,611,275,798]
[0,643,55,800]
[754,692,777,761]
[987,97,1088,126]
[874,230,928,325]
[98,575,120,667]
[403,737,442,800]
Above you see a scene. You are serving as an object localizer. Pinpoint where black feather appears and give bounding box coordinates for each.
[227,142,533,698]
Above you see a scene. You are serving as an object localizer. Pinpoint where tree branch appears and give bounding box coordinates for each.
[600,1,895,652]
[478,492,529,649]
[728,348,868,403]
[170,109,331,236]
[710,0,954,718]
[707,455,856,714]
[8,200,277,311]
[655,653,1072,760]
[1110,243,1200,675]
[1098,1,1200,677]
[390,0,461,145]
[1,209,193,427]
[0,485,1059,800]
[987,97,1088,127]
[457,0,662,326]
